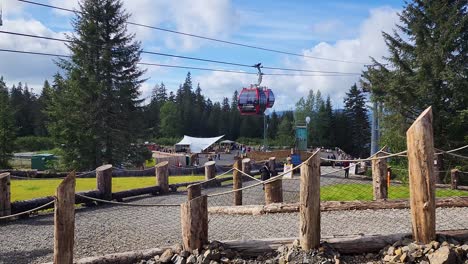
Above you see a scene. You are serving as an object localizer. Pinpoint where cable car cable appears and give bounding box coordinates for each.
[0,30,362,75]
[0,48,362,77]
[17,0,371,65]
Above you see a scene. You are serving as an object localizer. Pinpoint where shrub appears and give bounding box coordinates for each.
[14,136,55,152]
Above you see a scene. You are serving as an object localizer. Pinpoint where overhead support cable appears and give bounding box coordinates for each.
[17,0,370,65]
[0,30,361,75]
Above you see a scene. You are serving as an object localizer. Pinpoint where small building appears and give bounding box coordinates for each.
[31,154,56,171]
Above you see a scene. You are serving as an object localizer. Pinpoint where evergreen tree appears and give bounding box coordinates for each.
[362,0,468,149]
[50,0,145,169]
[0,77,15,168]
[160,101,181,138]
[343,84,370,157]
[229,90,240,140]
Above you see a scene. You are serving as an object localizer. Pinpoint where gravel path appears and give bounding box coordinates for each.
[1,168,467,264]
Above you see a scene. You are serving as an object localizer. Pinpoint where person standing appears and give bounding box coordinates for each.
[343,160,350,178]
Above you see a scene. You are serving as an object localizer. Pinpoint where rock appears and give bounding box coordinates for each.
[160,249,174,263]
[402,246,410,253]
[172,244,184,254]
[204,250,213,260]
[460,244,468,252]
[220,257,229,263]
[427,246,457,264]
[441,241,449,247]
[365,253,374,259]
[400,252,408,262]
[387,246,396,256]
[173,255,186,264]
[192,249,200,256]
[186,255,197,264]
[395,248,403,256]
[211,250,221,261]
[383,255,392,262]
[286,250,295,262]
[278,256,286,264]
[420,261,429,264]
[409,243,421,251]
[222,249,236,259]
[209,261,218,264]
[393,240,403,247]
[293,239,300,248]
[277,245,287,255]
[431,241,441,250]
[180,250,190,258]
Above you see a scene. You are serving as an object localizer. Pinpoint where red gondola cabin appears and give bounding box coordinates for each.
[237,87,267,115]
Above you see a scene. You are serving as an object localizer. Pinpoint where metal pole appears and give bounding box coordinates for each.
[370,101,379,156]
[263,113,267,151]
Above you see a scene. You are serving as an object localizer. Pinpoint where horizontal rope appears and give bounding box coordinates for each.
[208,150,319,197]
[0,199,55,220]
[320,150,408,162]
[75,194,180,207]
[232,168,262,182]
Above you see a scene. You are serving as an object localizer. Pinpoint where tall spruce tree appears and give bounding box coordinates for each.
[362,0,468,149]
[50,0,144,169]
[343,84,370,157]
[0,77,15,168]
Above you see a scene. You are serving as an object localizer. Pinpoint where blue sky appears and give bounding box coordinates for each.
[0,0,405,110]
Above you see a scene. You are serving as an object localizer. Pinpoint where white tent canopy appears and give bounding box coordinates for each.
[175,135,224,153]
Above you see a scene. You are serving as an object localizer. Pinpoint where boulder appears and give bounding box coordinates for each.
[427,246,458,264]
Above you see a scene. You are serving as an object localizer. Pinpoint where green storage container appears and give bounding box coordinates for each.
[31,154,55,171]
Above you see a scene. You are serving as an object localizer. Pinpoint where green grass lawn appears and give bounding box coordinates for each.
[321,183,468,201]
[11,175,205,201]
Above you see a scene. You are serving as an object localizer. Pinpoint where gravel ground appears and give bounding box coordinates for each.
[1,168,467,264]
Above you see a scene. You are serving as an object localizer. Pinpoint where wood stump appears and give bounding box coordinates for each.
[264,179,283,204]
[96,164,112,200]
[406,107,436,244]
[54,172,76,264]
[0,173,11,218]
[372,152,388,200]
[180,195,208,251]
[156,161,169,194]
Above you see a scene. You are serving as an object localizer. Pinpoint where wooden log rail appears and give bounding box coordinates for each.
[207,196,468,215]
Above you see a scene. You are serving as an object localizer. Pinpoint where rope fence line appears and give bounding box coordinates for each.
[319,150,408,162]
[0,199,56,220]
[75,194,181,207]
[232,168,263,182]
[435,148,468,159]
[207,150,320,198]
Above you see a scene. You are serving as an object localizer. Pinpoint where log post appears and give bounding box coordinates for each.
[233,158,242,206]
[180,195,208,251]
[96,164,112,200]
[372,152,388,200]
[242,158,251,181]
[0,173,11,218]
[406,106,436,244]
[54,172,76,264]
[204,161,216,181]
[299,152,321,250]
[268,157,277,176]
[264,178,283,204]
[187,184,202,200]
[451,169,459,190]
[156,161,169,194]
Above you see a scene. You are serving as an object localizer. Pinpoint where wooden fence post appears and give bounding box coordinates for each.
[299,152,321,250]
[96,164,113,200]
[0,173,11,218]
[187,184,202,201]
[204,161,216,181]
[241,158,251,181]
[372,152,388,200]
[54,172,76,264]
[451,169,459,190]
[406,106,436,244]
[233,158,242,206]
[156,161,169,194]
[264,178,283,204]
[268,157,277,176]
[181,189,208,251]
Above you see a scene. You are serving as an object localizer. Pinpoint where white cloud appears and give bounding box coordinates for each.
[48,0,239,51]
[197,6,400,110]
[0,18,69,90]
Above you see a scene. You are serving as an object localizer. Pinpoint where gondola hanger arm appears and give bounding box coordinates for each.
[253,63,263,87]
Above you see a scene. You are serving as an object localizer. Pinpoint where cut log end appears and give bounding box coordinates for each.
[155,161,169,168]
[96,164,113,172]
[0,173,10,179]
